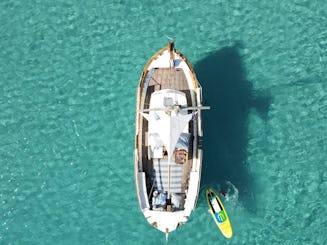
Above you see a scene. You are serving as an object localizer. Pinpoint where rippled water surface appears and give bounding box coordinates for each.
[1,1,326,244]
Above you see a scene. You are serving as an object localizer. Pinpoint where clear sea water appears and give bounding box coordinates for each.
[0,1,326,244]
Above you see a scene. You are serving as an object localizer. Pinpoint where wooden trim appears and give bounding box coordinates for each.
[175,49,199,89]
[151,222,158,227]
[137,44,170,88]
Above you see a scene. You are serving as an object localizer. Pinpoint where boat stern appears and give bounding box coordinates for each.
[143,210,188,234]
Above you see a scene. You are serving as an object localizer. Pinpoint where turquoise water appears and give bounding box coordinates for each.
[1,0,326,244]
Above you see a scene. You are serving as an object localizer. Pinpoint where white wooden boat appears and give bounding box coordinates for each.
[134,41,209,240]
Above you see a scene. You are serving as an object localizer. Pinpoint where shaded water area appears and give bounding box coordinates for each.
[196,45,271,212]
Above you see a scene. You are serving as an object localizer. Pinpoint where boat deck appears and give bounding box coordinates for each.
[140,67,196,211]
[144,68,192,109]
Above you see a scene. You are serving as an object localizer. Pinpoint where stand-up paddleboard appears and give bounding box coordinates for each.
[206,188,233,238]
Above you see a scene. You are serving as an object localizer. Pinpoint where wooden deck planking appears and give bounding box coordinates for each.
[149,68,189,91]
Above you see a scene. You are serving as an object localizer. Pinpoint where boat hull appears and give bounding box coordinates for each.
[134,41,204,234]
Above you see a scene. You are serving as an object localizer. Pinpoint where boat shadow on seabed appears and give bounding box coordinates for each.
[194,44,271,213]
